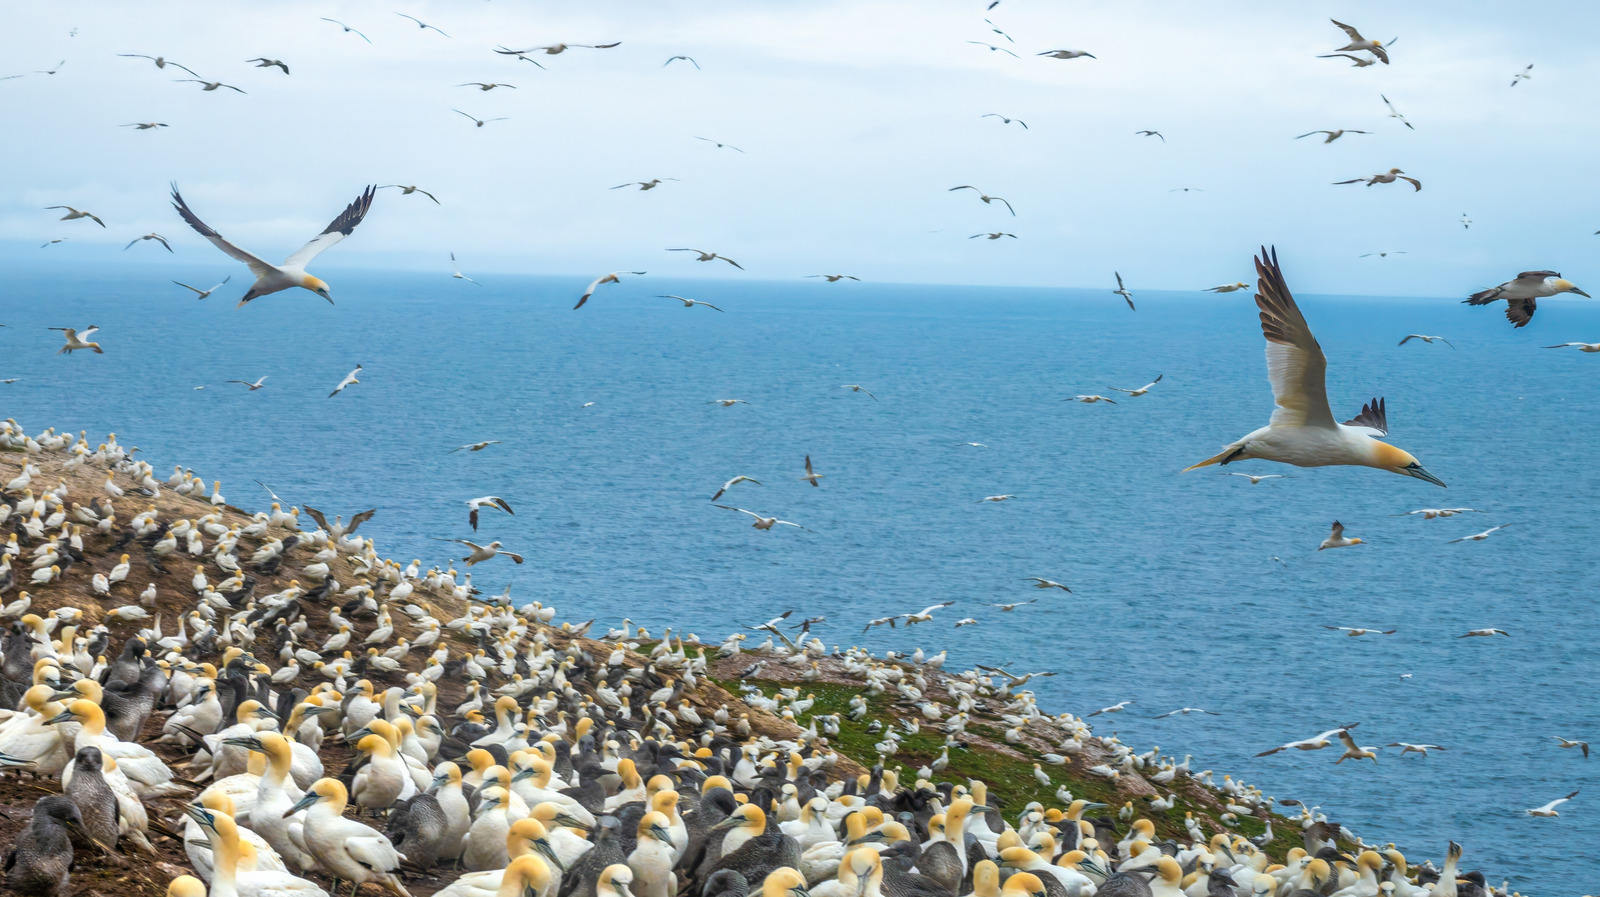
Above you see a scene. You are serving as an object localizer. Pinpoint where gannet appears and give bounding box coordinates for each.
[713,506,811,532]
[172,184,374,307]
[970,232,1017,240]
[667,248,743,269]
[1256,725,1357,757]
[709,399,749,407]
[1228,473,1286,484]
[949,186,1015,215]
[450,252,480,285]
[613,179,679,191]
[1544,341,1600,352]
[711,476,761,502]
[1153,707,1219,718]
[49,327,102,355]
[328,365,362,398]
[1398,334,1452,347]
[1318,521,1363,550]
[838,384,877,401]
[1334,169,1420,190]
[497,42,621,56]
[1380,95,1414,130]
[989,599,1036,611]
[117,54,198,75]
[173,276,231,299]
[1360,251,1407,257]
[969,42,1020,58]
[1066,395,1117,404]
[664,55,700,69]
[442,539,525,565]
[379,184,439,203]
[248,58,290,74]
[1183,248,1444,485]
[458,82,514,91]
[1206,282,1250,292]
[574,271,646,309]
[1511,64,1533,87]
[977,494,1015,502]
[1393,507,1480,519]
[45,206,104,227]
[465,497,513,531]
[1112,271,1134,310]
[1296,130,1369,143]
[40,239,65,247]
[1328,21,1388,63]
[1023,578,1071,591]
[1460,213,1471,229]
[1385,742,1446,756]
[396,12,450,36]
[694,137,745,152]
[1552,736,1589,758]
[320,18,371,41]
[1322,626,1394,636]
[1457,628,1509,638]
[1317,53,1379,67]
[801,455,823,487]
[657,295,723,311]
[451,441,502,453]
[1135,130,1165,142]
[1526,791,1578,817]
[1447,523,1511,543]
[1038,49,1095,59]
[177,79,246,93]
[454,110,509,128]
[1464,271,1590,328]
[226,377,268,391]
[123,233,171,252]
[982,114,1028,129]
[808,274,859,282]
[1108,374,1161,397]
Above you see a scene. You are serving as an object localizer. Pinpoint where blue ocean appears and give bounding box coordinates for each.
[7,264,1597,893]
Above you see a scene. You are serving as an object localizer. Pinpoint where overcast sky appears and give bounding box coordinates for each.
[4,0,1596,295]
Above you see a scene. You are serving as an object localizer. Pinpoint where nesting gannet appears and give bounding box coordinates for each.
[664,56,700,69]
[1511,64,1533,86]
[1322,626,1394,636]
[465,497,513,531]
[1544,341,1600,352]
[713,506,811,532]
[1088,701,1133,716]
[248,58,290,74]
[1393,507,1481,519]
[1206,282,1250,292]
[1386,742,1447,756]
[1398,334,1452,347]
[709,399,749,407]
[1296,129,1369,143]
[1038,49,1095,59]
[613,179,679,191]
[1065,395,1117,404]
[123,233,171,252]
[1552,736,1589,758]
[1526,791,1578,817]
[1183,248,1444,485]
[1256,725,1357,756]
[1447,524,1512,544]
[839,384,876,400]
[226,377,268,391]
[968,42,1020,58]
[807,274,859,282]
[320,18,371,42]
[117,54,198,75]
[442,539,525,565]
[380,185,439,203]
[395,12,449,35]
[172,184,375,307]
[694,137,745,152]
[1318,521,1363,550]
[970,232,1017,240]
[50,327,102,355]
[1457,628,1509,638]
[1024,578,1071,591]
[454,110,509,128]
[1328,21,1388,63]
[981,114,1028,129]
[458,82,514,91]
[1335,169,1420,190]
[949,186,1015,215]
[1380,95,1414,130]
[711,476,761,502]
[328,365,362,398]
[1361,251,1407,258]
[451,441,502,453]
[1464,271,1590,328]
[574,271,646,309]
[1153,707,1220,718]
[450,253,480,285]
[1108,374,1162,397]
[1111,271,1134,310]
[173,276,230,299]
[667,248,743,269]
[45,206,104,227]
[657,295,723,311]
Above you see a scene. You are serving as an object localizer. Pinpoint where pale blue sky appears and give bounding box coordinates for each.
[3,0,1596,296]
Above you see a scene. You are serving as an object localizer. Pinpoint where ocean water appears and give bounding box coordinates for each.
[5,265,1598,893]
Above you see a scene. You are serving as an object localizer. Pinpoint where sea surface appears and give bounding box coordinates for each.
[6,265,1598,893]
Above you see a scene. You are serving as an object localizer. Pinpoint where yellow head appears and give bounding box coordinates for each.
[1553,278,1591,298]
[1371,442,1444,487]
[300,274,332,302]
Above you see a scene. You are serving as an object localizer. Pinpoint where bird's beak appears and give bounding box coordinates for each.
[1400,463,1446,487]
[511,765,537,783]
[43,709,75,726]
[285,792,319,816]
[1570,287,1592,298]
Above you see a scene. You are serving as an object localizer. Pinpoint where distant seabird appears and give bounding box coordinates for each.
[949,186,1015,215]
[1447,523,1512,544]
[977,494,1015,502]
[1334,730,1378,764]
[801,455,823,487]
[1065,395,1117,404]
[1038,49,1095,59]
[1361,251,1407,257]
[1464,271,1590,328]
[1393,507,1481,519]
[123,233,171,252]
[117,54,197,75]
[465,497,513,531]
[574,271,646,309]
[1023,578,1071,591]
[1296,129,1369,143]
[1108,374,1161,397]
[989,599,1036,612]
[453,110,508,128]
[45,206,104,227]
[50,326,102,355]
[668,248,742,269]
[612,178,678,192]
[1227,473,1286,484]
[1553,736,1589,758]
[449,253,479,285]
[710,476,761,502]
[1322,626,1395,636]
[1398,334,1451,347]
[497,42,620,56]
[1457,628,1509,638]
[1317,53,1379,67]
[1088,701,1132,717]
[968,42,1019,58]
[839,384,876,400]
[694,137,744,152]
[1460,212,1472,229]
[1381,94,1414,129]
[713,505,810,532]
[248,58,290,74]
[657,295,722,311]
[709,399,749,407]
[1154,708,1219,718]
[173,276,230,299]
[457,82,513,91]
[121,122,168,130]
[1526,791,1578,817]
[440,539,525,565]
[807,274,858,282]
[176,79,246,93]
[1386,742,1447,756]
[450,441,502,453]
[1206,282,1250,292]
[664,56,700,69]
[379,185,439,203]
[1111,271,1134,310]
[1334,168,1420,190]
[320,18,372,42]
[981,114,1027,129]
[970,232,1017,240]
[1135,130,1164,142]
[1318,521,1362,550]
[1511,64,1533,87]
[328,364,362,398]
[226,377,268,391]
[1544,341,1600,352]
[395,13,450,36]
[1256,725,1357,757]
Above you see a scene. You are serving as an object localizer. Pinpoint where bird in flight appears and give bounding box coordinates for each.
[1296,129,1369,143]
[949,185,1015,215]
[970,232,1017,240]
[379,184,438,203]
[1227,473,1287,484]
[457,82,513,91]
[1318,521,1363,550]
[1328,20,1388,63]
[39,239,66,248]
[1361,251,1407,257]
[1458,628,1509,638]
[1460,212,1472,229]
[46,205,104,227]
[1322,626,1396,636]
[983,18,1014,42]
[1386,742,1446,756]
[321,18,372,42]
[395,13,449,36]
[1465,271,1590,328]
[808,274,859,282]
[450,441,501,453]
[668,248,743,269]
[453,109,508,128]
[1169,187,1204,193]
[226,376,268,391]
[50,326,102,355]
[1380,94,1414,130]
[1135,130,1164,142]
[612,178,679,191]
[1511,64,1534,87]
[328,364,362,397]
[977,494,1016,502]
[440,539,525,565]
[1256,725,1358,757]
[1335,169,1421,190]
[177,79,246,93]
[711,475,760,502]
[968,41,1019,58]
[123,233,171,252]
[664,56,700,69]
[1398,334,1452,347]
[1527,791,1579,817]
[982,114,1027,129]
[840,384,876,400]
[1183,247,1444,486]
[801,455,823,487]
[122,122,168,130]
[465,496,513,531]
[714,505,811,532]
[1206,282,1250,292]
[1317,53,1378,67]
[1394,507,1482,519]
[450,252,479,285]
[657,295,723,311]
[1112,271,1134,310]
[173,275,230,299]
[709,399,749,407]
[1154,707,1220,718]
[247,58,290,74]
[1448,523,1512,544]
[989,599,1037,612]
[172,183,376,307]
[1088,701,1133,717]
[694,137,744,152]
[497,42,620,56]
[1024,578,1071,591]
[1544,341,1600,353]
[1108,374,1162,397]
[117,54,198,75]
[1553,736,1590,758]
[1038,49,1095,59]
[1065,395,1118,404]
[575,271,646,309]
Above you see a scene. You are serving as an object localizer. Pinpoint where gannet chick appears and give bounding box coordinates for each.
[177,79,246,93]
[1112,271,1134,309]
[450,252,480,285]
[379,185,439,203]
[1108,374,1161,397]
[1318,521,1362,550]
[465,497,513,531]
[1398,334,1452,347]
[50,327,102,355]
[1464,271,1590,328]
[1328,20,1388,63]
[1296,129,1369,143]
[1457,628,1509,638]
[124,233,172,252]
[328,364,362,398]
[1334,168,1420,190]
[1065,395,1117,404]
[1380,95,1414,130]
[613,179,679,191]
[949,186,1015,215]
[395,12,449,36]
[1206,282,1250,292]
[45,206,104,227]
[1511,64,1533,87]
[248,58,290,74]
[574,271,646,309]
[1038,49,1095,59]
[667,248,743,269]
[1447,523,1512,544]
[657,295,723,311]
[807,274,859,282]
[1552,736,1589,758]
[982,114,1028,129]
[1323,626,1395,636]
[1526,791,1578,817]
[1023,578,1071,591]
[453,110,509,128]
[1386,742,1447,756]
[227,377,268,391]
[173,276,231,299]
[1544,341,1600,352]
[320,18,371,42]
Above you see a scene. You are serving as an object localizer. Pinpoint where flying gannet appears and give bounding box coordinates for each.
[1380,94,1414,130]
[1465,271,1590,328]
[46,206,104,227]
[613,179,679,191]
[1038,49,1095,59]
[123,233,171,252]
[1228,473,1286,484]
[1511,64,1533,87]
[1206,282,1250,292]
[969,42,1019,58]
[176,79,246,93]
[694,137,744,152]
[711,476,760,502]
[982,114,1027,129]
[1065,395,1117,404]
[668,248,742,269]
[949,186,1015,215]
[807,274,859,282]
[395,13,449,36]
[709,399,749,407]
[1322,626,1395,636]
[801,455,823,487]
[1154,708,1220,718]
[1553,736,1589,758]
[1458,628,1509,638]
[575,271,646,309]
[1295,129,1369,143]
[379,185,438,203]
[441,539,524,565]
[320,18,371,42]
[1318,521,1362,550]
[1545,341,1600,352]
[1386,742,1447,756]
[449,252,479,285]
[248,58,290,74]
[1112,271,1134,310]
[226,376,267,391]
[840,385,876,400]
[465,497,513,531]
[1527,791,1578,817]
[1398,334,1452,347]
[453,110,508,128]
[328,364,362,397]
[1335,169,1420,190]
[50,326,102,355]
[1256,725,1357,756]
[970,232,1017,240]
[449,441,501,453]
[1108,374,1161,397]
[172,276,230,299]
[457,82,513,91]
[121,122,168,130]
[664,56,700,69]
[656,294,722,311]
[1023,578,1071,591]
[171,184,376,307]
[1393,507,1481,519]
[1447,523,1512,544]
[1183,247,1444,486]
[713,505,811,532]
[1328,20,1388,63]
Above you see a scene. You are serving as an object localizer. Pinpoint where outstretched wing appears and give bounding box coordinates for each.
[302,507,331,533]
[1342,397,1388,437]
[1254,247,1334,428]
[171,185,277,278]
[282,186,377,268]
[1330,19,1364,42]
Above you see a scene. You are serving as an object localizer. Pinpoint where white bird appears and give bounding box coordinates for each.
[1184,248,1444,486]
[124,233,172,252]
[441,539,525,565]
[1038,49,1095,59]
[379,185,439,203]
[968,42,1019,58]
[172,185,374,307]
[1448,524,1512,544]
[1527,791,1578,817]
[714,505,811,532]
[667,248,743,269]
[709,399,749,407]
[1465,271,1590,328]
[1544,341,1600,353]
[1228,473,1287,484]
[227,377,268,391]
[1461,212,1472,229]
[1327,20,1389,62]
[1206,282,1250,292]
[657,294,722,311]
[1318,521,1363,551]
[1380,94,1414,130]
[1511,64,1534,87]
[46,206,105,227]
[1458,628,1510,638]
[1112,271,1134,310]
[1334,729,1378,764]
[1394,507,1482,519]
[801,455,823,487]
[901,602,955,625]
[1295,129,1369,143]
[1553,736,1590,758]
[395,12,449,36]
[840,384,877,400]
[1322,626,1395,636]
[1334,168,1421,191]
[1108,374,1162,397]
[989,599,1036,612]
[1066,395,1117,404]
[575,271,646,309]
[328,365,362,398]
[465,496,513,531]
[949,185,1015,215]
[320,18,371,42]
[450,253,480,285]
[173,276,231,299]
[1256,725,1357,757]
[1088,701,1132,717]
[50,326,102,355]
[116,54,198,75]
[807,274,859,283]
[1398,334,1453,347]
[176,78,247,93]
[1023,578,1071,591]
[977,494,1015,502]
[613,178,680,191]
[711,476,761,502]
[1386,742,1447,756]
[1154,708,1220,718]
[450,441,502,453]
[453,109,509,128]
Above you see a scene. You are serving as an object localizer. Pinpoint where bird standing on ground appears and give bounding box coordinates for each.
[1465,271,1590,328]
